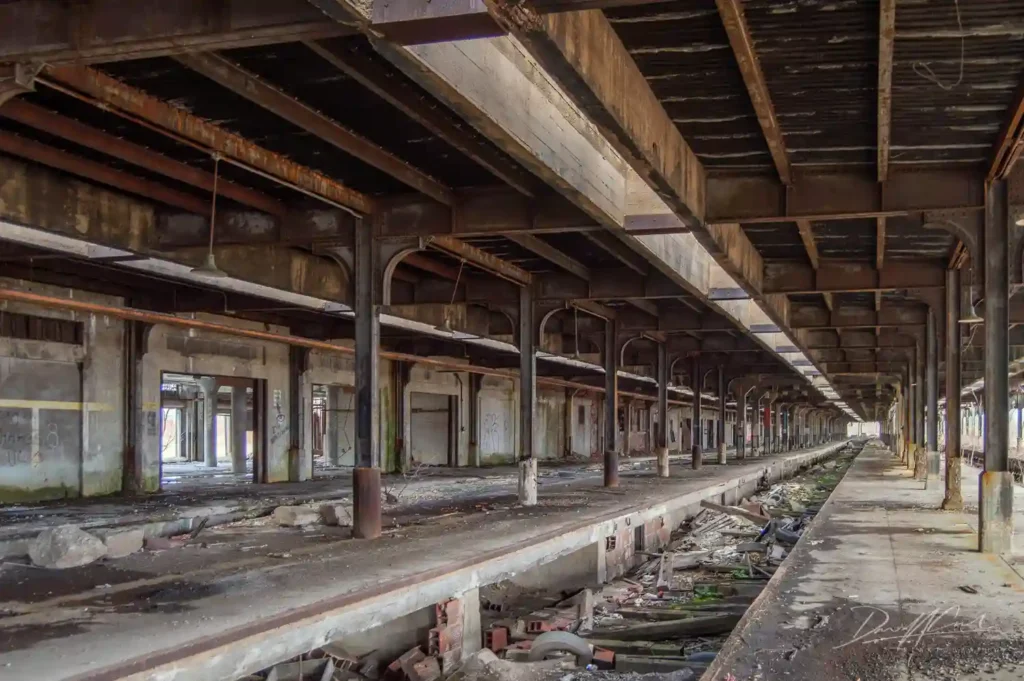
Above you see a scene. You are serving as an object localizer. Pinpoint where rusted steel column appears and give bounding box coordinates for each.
[518,286,537,505]
[353,221,381,539]
[737,389,747,460]
[926,307,940,487]
[943,267,963,510]
[716,366,727,464]
[655,343,670,477]
[980,179,1013,554]
[1016,393,1022,450]
[604,319,619,487]
[691,355,702,469]
[914,346,926,479]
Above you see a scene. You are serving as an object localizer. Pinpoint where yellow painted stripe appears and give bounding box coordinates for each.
[0,399,114,411]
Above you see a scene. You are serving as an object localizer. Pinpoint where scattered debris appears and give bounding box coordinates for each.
[28,525,107,569]
[320,503,353,527]
[101,528,145,559]
[959,585,979,594]
[273,505,322,527]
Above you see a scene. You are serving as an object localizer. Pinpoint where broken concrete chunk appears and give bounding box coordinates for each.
[29,525,107,569]
[320,503,353,526]
[144,536,186,551]
[273,505,322,527]
[102,528,145,559]
[410,656,441,681]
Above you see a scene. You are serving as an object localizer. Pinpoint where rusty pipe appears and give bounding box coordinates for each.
[0,287,687,406]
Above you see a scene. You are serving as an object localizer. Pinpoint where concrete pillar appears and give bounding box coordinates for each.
[980,179,1013,554]
[459,587,482,662]
[604,319,619,487]
[737,389,747,460]
[1016,393,1023,452]
[326,386,342,466]
[774,403,782,452]
[925,307,940,487]
[182,400,194,461]
[518,286,537,505]
[716,366,727,464]
[198,377,218,468]
[352,221,381,539]
[691,355,702,469]
[943,267,963,510]
[750,394,760,456]
[230,386,247,474]
[655,343,669,477]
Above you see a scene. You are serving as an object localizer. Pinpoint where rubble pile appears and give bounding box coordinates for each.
[243,445,860,681]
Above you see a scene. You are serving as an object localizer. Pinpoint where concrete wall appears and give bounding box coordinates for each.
[0,279,124,503]
[139,315,291,489]
[477,376,516,465]
[301,347,394,474]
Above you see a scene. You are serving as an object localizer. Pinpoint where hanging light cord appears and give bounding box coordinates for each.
[208,155,221,256]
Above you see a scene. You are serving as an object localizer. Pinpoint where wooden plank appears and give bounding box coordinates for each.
[507,233,590,280]
[304,39,538,197]
[715,0,790,185]
[173,51,452,206]
[587,613,742,640]
[877,0,895,182]
[699,500,769,526]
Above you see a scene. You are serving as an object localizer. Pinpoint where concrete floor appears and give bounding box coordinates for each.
[708,443,1024,681]
[0,443,836,681]
[0,452,714,552]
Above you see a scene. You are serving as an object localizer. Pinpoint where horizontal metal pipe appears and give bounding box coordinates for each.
[0,287,688,405]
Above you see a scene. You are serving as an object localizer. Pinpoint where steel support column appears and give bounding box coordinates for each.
[353,221,381,539]
[656,343,669,477]
[604,320,619,487]
[737,389,747,460]
[717,366,727,464]
[914,347,926,479]
[519,286,538,504]
[943,267,963,510]
[926,309,940,486]
[691,355,702,469]
[980,180,1013,554]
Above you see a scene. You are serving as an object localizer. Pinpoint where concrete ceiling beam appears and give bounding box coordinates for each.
[304,39,539,197]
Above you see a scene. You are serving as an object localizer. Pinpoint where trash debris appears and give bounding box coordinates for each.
[273,505,322,527]
[29,525,107,568]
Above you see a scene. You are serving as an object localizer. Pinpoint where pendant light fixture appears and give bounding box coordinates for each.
[191,154,227,278]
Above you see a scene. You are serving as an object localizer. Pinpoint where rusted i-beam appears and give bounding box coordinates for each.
[41,65,374,214]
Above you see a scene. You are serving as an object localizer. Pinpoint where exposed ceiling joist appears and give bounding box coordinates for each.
[42,65,374,214]
[172,50,453,206]
[715,0,790,185]
[506,233,589,280]
[0,99,286,216]
[796,219,819,270]
[303,39,539,197]
[876,217,886,270]
[0,0,353,65]
[877,0,895,182]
